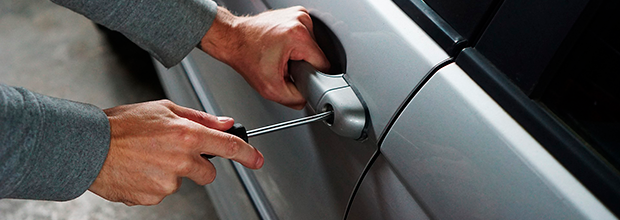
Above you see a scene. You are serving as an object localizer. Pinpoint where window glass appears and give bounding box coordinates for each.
[475,0,591,95]
[541,0,620,170]
[423,0,500,42]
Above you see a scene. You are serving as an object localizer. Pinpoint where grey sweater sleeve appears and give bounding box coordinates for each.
[50,0,218,68]
[0,84,110,201]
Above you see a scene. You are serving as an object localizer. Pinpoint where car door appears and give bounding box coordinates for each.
[348,0,619,219]
[157,0,449,219]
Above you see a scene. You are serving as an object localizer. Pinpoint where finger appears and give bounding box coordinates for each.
[169,103,234,130]
[254,69,305,109]
[185,156,217,185]
[200,130,264,169]
[290,5,309,14]
[283,80,306,109]
[261,79,306,109]
[295,11,314,38]
[289,37,331,73]
[286,9,329,71]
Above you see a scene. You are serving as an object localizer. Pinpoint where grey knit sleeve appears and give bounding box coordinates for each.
[0,84,110,201]
[50,0,218,68]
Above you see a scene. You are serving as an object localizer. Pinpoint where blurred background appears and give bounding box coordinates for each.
[0,0,218,219]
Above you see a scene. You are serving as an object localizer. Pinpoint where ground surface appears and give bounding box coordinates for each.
[0,0,218,219]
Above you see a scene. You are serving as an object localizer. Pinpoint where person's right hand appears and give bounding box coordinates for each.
[199,6,330,110]
[88,100,263,206]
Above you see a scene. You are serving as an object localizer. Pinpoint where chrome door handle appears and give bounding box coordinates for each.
[290,61,367,140]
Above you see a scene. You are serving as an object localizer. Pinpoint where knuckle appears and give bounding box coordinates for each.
[197,170,216,185]
[206,167,217,184]
[119,196,138,206]
[158,99,174,106]
[176,160,193,176]
[297,11,311,21]
[149,199,164,206]
[157,179,181,196]
[293,5,307,12]
[286,24,312,43]
[259,85,279,101]
[288,23,307,35]
[224,135,240,158]
[187,108,211,121]
[175,125,200,146]
[206,171,216,184]
[140,196,165,206]
[201,112,217,121]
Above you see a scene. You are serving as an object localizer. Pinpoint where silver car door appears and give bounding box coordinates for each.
[348,63,615,219]
[347,0,620,217]
[178,0,449,219]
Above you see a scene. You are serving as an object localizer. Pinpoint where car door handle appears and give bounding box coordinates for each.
[290,61,367,140]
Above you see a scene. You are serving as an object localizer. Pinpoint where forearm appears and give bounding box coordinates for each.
[0,84,110,201]
[50,0,218,67]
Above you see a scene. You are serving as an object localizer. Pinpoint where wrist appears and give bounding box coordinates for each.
[199,7,243,64]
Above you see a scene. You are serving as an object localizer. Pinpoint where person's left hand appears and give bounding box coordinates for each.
[89,100,263,206]
[199,6,330,110]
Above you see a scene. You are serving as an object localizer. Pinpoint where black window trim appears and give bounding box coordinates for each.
[392,0,466,56]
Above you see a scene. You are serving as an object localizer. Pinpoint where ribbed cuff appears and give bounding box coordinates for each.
[126,0,218,67]
[1,86,110,201]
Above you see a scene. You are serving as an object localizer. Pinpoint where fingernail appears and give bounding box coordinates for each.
[217,116,233,122]
[255,151,264,168]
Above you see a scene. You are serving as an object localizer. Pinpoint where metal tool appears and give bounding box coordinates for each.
[226,111,333,142]
[203,111,333,159]
[248,111,333,137]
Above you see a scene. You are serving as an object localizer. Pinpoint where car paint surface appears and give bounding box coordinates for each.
[175,0,450,218]
[349,63,614,219]
[154,59,260,220]
[224,0,449,139]
[153,0,618,219]
[187,49,375,219]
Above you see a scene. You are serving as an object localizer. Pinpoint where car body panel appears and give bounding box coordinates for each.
[154,59,261,219]
[153,59,202,110]
[172,0,450,218]
[232,0,450,139]
[348,154,430,219]
[350,63,614,219]
[187,50,375,219]
[154,0,617,218]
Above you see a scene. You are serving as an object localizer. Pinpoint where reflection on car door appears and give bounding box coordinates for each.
[189,0,449,219]
[348,0,619,218]
[349,64,613,219]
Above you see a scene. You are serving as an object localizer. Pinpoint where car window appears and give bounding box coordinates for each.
[473,0,620,172]
[455,0,620,215]
[475,0,592,95]
[540,0,620,170]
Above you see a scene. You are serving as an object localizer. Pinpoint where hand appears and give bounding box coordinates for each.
[199,6,330,110]
[88,100,263,206]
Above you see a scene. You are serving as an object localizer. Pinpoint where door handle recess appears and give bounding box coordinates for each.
[290,61,367,140]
